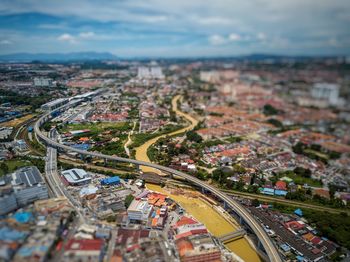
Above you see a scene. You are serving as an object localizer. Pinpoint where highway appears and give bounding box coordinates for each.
[45,128,86,223]
[45,129,64,197]
[35,107,282,262]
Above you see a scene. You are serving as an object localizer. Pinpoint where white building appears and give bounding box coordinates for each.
[150,66,164,79]
[62,168,91,186]
[41,98,68,111]
[200,71,220,83]
[311,83,340,106]
[34,77,53,87]
[127,199,152,222]
[137,66,164,79]
[137,67,150,78]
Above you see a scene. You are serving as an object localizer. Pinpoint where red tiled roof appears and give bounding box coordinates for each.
[176,216,198,227]
[65,239,103,251]
[176,238,194,257]
[311,237,322,245]
[116,229,150,245]
[313,188,330,199]
[275,181,287,190]
[175,229,208,240]
[285,220,304,230]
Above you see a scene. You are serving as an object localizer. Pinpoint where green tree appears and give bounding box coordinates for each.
[252,199,260,207]
[0,162,9,175]
[263,104,279,115]
[292,142,305,154]
[186,131,203,143]
[124,194,134,208]
[294,166,312,178]
[267,118,283,128]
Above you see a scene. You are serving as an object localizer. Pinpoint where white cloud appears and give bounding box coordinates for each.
[328,38,338,47]
[196,16,234,26]
[139,15,168,23]
[209,33,243,45]
[79,31,95,38]
[1,0,350,56]
[257,32,267,41]
[0,39,12,45]
[57,33,76,43]
[228,33,241,41]
[208,34,226,45]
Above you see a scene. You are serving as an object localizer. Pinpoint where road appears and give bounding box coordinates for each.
[45,129,64,197]
[45,128,86,223]
[35,106,282,262]
[124,120,137,157]
[222,189,349,215]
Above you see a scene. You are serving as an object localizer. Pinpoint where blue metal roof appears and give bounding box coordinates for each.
[261,187,275,195]
[294,208,303,216]
[12,212,33,223]
[100,176,120,185]
[275,190,288,196]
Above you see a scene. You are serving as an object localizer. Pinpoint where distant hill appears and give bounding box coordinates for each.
[0,52,341,63]
[0,52,118,62]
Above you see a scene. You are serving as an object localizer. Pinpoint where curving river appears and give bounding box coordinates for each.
[134,95,260,262]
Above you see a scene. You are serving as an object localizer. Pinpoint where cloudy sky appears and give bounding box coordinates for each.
[0,0,350,57]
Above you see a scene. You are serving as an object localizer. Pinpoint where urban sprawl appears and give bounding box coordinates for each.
[0,57,349,262]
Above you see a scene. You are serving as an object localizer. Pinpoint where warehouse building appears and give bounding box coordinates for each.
[0,166,48,215]
[41,98,68,111]
[100,176,120,186]
[62,168,91,186]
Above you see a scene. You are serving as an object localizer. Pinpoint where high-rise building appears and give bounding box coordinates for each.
[311,83,340,106]
[137,66,164,79]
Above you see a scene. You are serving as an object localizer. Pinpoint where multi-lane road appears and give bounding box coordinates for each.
[45,128,86,223]
[35,107,282,262]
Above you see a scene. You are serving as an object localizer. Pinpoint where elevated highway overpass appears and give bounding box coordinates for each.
[34,105,282,262]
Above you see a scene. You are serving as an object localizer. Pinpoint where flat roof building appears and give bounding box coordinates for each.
[62,168,91,186]
[0,191,17,215]
[0,166,48,214]
[100,176,120,186]
[11,166,49,206]
[127,199,152,222]
[34,77,53,87]
[41,98,68,111]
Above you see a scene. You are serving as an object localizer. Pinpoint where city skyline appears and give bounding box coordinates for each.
[1,0,350,57]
